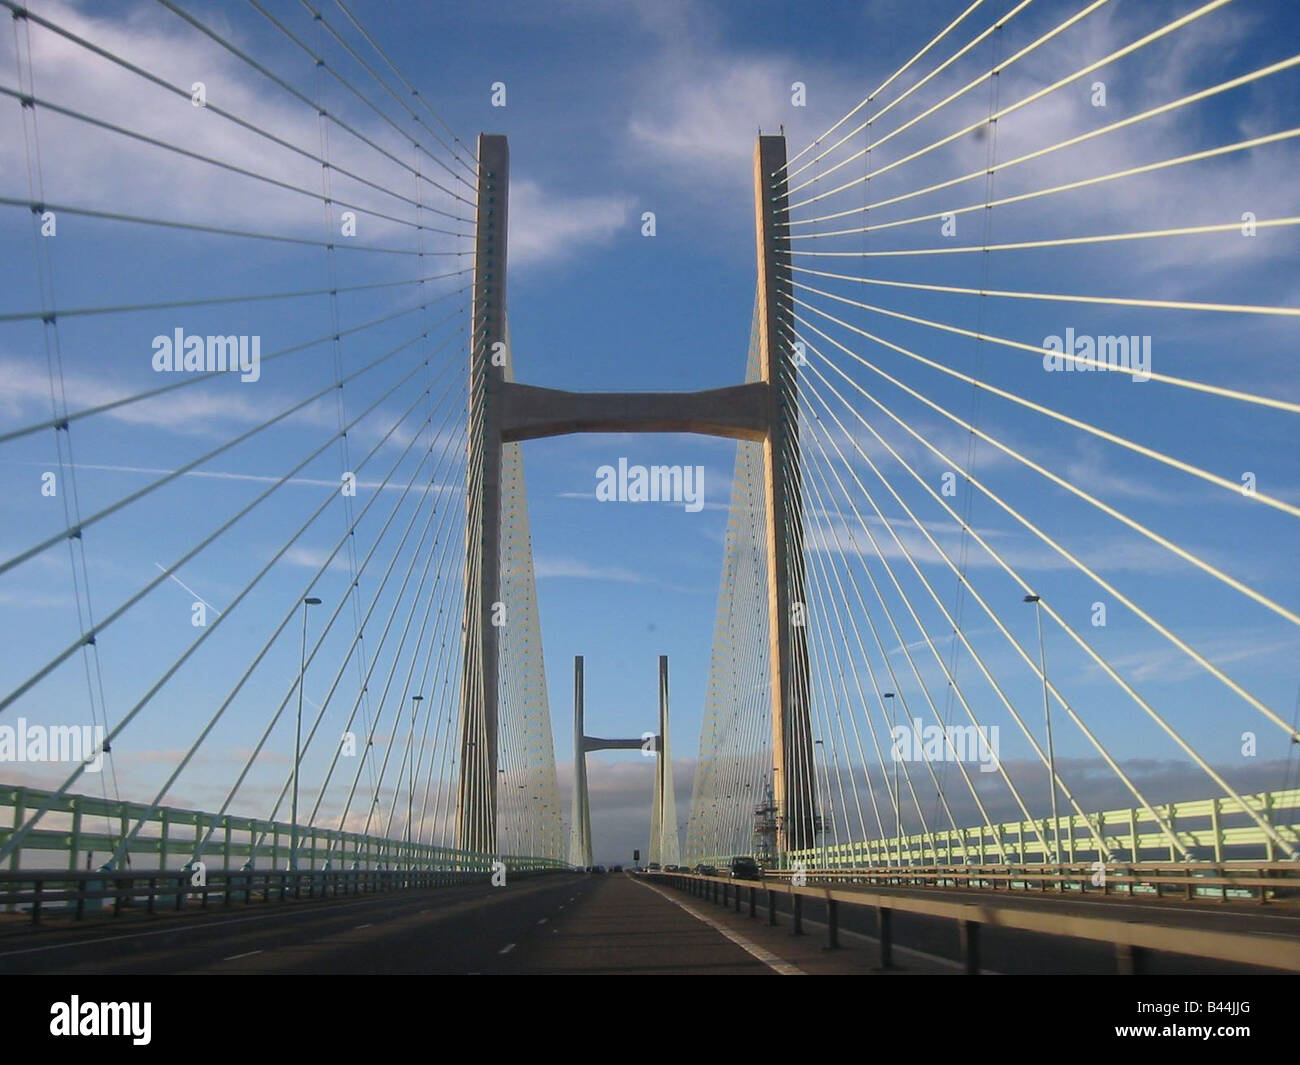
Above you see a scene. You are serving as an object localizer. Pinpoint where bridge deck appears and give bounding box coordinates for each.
[1,870,1294,975]
[0,873,885,976]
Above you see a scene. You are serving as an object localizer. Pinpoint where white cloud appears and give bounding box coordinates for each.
[0,1,622,272]
[508,178,632,269]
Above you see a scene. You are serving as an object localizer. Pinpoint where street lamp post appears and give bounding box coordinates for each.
[1024,594,1061,864]
[407,694,423,872]
[884,692,899,864]
[292,596,322,874]
[518,785,526,855]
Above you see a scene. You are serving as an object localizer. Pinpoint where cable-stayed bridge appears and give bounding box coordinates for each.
[0,0,1298,985]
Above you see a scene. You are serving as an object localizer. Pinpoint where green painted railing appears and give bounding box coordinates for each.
[0,784,567,873]
[788,788,1300,868]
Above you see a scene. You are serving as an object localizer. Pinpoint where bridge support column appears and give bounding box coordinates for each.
[570,656,593,868]
[755,135,816,862]
[649,655,678,867]
[878,906,893,969]
[457,133,508,855]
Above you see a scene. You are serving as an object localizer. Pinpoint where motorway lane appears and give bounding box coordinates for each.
[0,873,799,974]
[495,872,774,974]
[0,873,589,975]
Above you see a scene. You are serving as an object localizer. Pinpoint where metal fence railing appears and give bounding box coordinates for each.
[0,864,567,924]
[0,784,567,876]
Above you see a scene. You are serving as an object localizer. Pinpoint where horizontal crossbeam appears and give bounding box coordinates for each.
[499,381,770,442]
[582,735,660,753]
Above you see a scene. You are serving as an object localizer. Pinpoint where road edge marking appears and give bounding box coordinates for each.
[631,876,804,975]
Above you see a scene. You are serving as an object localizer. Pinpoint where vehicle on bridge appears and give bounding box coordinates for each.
[729,856,763,881]
[693,863,718,876]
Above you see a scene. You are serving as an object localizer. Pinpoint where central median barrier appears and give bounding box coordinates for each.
[0,863,571,924]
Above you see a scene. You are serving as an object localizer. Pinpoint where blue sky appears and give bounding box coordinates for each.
[1,0,1298,864]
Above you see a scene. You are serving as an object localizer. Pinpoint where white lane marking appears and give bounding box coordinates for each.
[498,943,516,954]
[222,950,262,961]
[632,876,804,975]
[537,917,547,925]
[0,879,550,960]
[354,923,372,930]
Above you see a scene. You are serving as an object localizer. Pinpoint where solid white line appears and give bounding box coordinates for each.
[354,923,372,929]
[499,943,516,954]
[632,876,804,975]
[0,877,552,960]
[222,950,262,961]
[537,917,547,925]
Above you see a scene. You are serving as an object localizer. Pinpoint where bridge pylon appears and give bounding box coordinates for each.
[754,135,816,858]
[456,133,815,864]
[568,655,678,868]
[456,133,508,855]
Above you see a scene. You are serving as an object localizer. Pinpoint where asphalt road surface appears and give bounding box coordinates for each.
[0,872,805,975]
[0,872,1294,975]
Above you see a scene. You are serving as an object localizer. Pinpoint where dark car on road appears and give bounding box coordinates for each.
[729,856,763,881]
[694,863,718,876]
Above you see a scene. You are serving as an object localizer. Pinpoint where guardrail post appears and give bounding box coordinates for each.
[827,898,839,949]
[735,883,742,912]
[749,886,756,918]
[768,889,778,925]
[1116,943,1147,975]
[878,906,893,969]
[960,919,981,974]
[791,893,804,936]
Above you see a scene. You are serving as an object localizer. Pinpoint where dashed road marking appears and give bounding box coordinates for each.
[499,943,516,954]
[222,950,263,961]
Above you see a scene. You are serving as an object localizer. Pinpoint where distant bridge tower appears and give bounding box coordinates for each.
[457,133,815,862]
[568,656,678,868]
